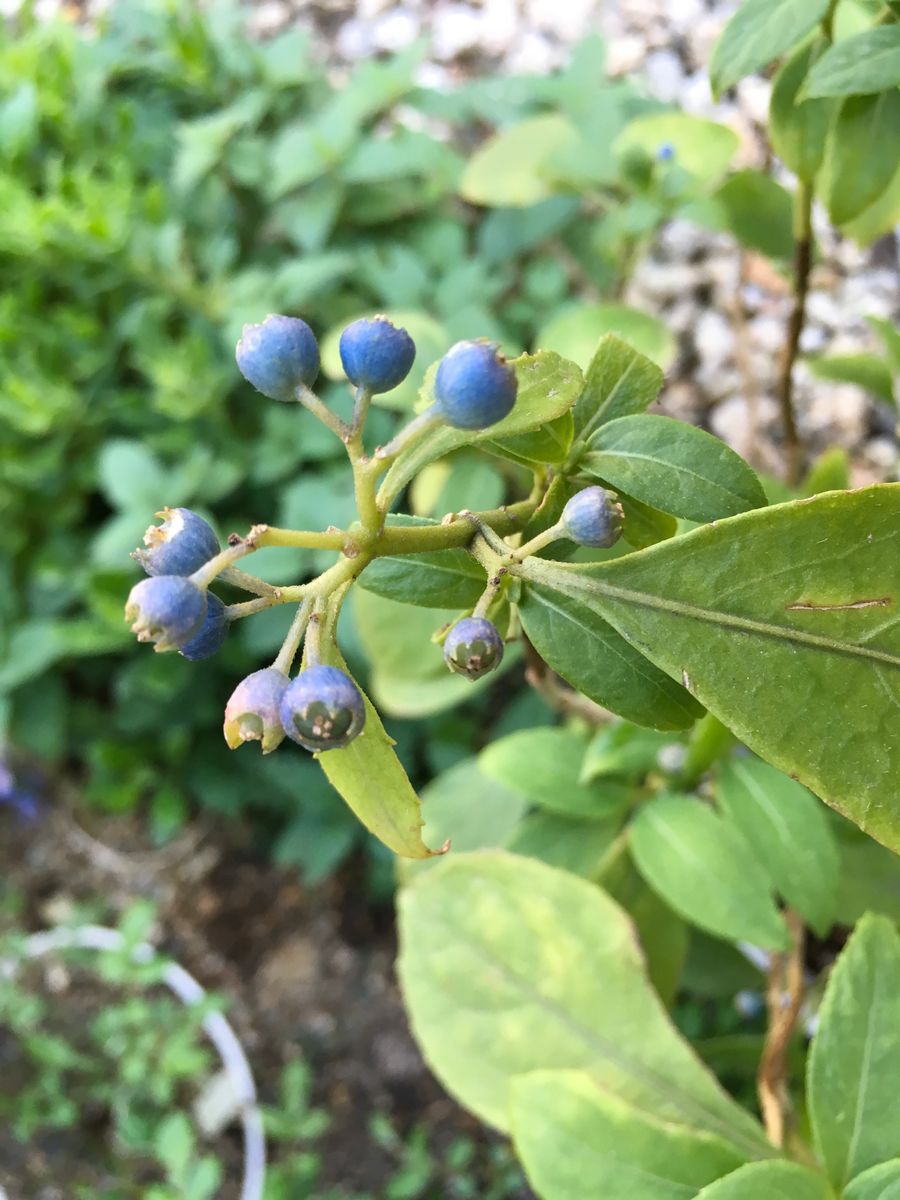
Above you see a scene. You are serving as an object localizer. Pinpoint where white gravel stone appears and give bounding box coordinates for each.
[643,48,684,102]
[695,309,736,368]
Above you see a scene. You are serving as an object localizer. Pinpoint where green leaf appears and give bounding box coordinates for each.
[419,760,528,856]
[822,90,900,226]
[835,827,900,925]
[583,414,768,522]
[869,315,900,375]
[801,448,851,497]
[769,37,834,182]
[804,26,900,97]
[573,334,665,442]
[711,170,794,260]
[806,353,895,404]
[380,351,583,502]
[518,486,900,849]
[479,728,631,820]
[615,114,739,182]
[98,440,170,512]
[511,1071,745,1200]
[315,642,441,860]
[620,492,679,550]
[518,581,703,731]
[397,851,771,1156]
[808,913,900,1188]
[536,303,676,371]
[506,811,621,877]
[717,758,840,935]
[844,1160,900,1200]
[358,519,485,609]
[581,723,675,783]
[155,1113,194,1177]
[710,0,831,97]
[629,794,790,950]
[485,410,574,468]
[693,1161,833,1199]
[459,114,581,207]
[841,153,900,247]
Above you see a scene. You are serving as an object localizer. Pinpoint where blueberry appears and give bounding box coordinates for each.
[560,486,624,548]
[236,314,320,400]
[339,316,416,394]
[433,341,518,430]
[278,665,366,753]
[179,593,229,661]
[125,575,207,652]
[443,616,504,681]
[132,507,219,578]
[223,667,290,754]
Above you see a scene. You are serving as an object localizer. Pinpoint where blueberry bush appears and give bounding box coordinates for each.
[4,0,900,1194]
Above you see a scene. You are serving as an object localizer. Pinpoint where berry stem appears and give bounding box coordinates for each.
[472,568,508,619]
[295,384,351,440]
[508,521,565,562]
[190,534,262,589]
[219,566,281,597]
[225,596,278,620]
[375,500,535,555]
[350,384,373,435]
[272,597,315,675]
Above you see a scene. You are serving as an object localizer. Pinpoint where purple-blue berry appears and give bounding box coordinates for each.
[236,314,320,401]
[223,667,290,754]
[132,507,219,578]
[278,665,366,753]
[125,575,207,653]
[433,341,518,431]
[442,616,504,681]
[561,486,624,548]
[179,593,229,661]
[339,316,416,395]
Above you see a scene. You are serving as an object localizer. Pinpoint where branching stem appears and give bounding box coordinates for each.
[777,182,813,486]
[758,909,806,1148]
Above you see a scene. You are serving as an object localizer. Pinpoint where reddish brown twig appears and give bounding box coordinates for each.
[758,908,806,1147]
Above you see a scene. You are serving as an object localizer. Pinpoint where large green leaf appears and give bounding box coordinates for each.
[629,794,790,950]
[516,486,900,849]
[459,114,580,207]
[419,761,528,856]
[573,333,664,441]
[710,170,794,260]
[316,643,440,859]
[822,90,900,226]
[710,0,831,97]
[694,1161,833,1199]
[397,852,771,1156]
[615,114,738,182]
[479,728,631,820]
[510,1071,745,1200]
[518,581,703,731]
[583,414,768,522]
[804,26,900,97]
[378,351,583,504]
[506,811,621,878]
[536,303,676,371]
[806,353,896,405]
[769,37,834,182]
[717,758,840,936]
[808,914,900,1188]
[845,1161,900,1200]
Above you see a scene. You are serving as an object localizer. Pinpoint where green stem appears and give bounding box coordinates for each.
[254,526,348,551]
[219,566,280,597]
[272,597,314,675]
[510,521,565,562]
[225,596,276,620]
[190,534,261,588]
[351,384,373,434]
[376,500,535,555]
[473,566,509,618]
[374,405,441,465]
[295,384,350,440]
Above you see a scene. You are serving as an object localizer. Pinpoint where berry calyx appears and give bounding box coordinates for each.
[223,667,290,754]
[278,665,366,753]
[442,616,504,681]
[125,575,207,653]
[179,593,229,661]
[132,507,219,578]
[560,486,624,548]
[433,340,518,430]
[339,316,416,395]
[236,313,320,400]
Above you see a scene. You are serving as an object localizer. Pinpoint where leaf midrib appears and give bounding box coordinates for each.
[539,569,900,670]
[584,446,756,509]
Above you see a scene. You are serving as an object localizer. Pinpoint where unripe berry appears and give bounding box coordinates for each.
[278,665,366,753]
[179,593,229,661]
[236,314,320,400]
[561,486,624,549]
[339,316,416,394]
[433,341,517,430]
[443,616,504,681]
[132,507,219,577]
[223,667,290,754]
[125,575,207,652]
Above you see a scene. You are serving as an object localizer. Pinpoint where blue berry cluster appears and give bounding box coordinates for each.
[126,310,526,770]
